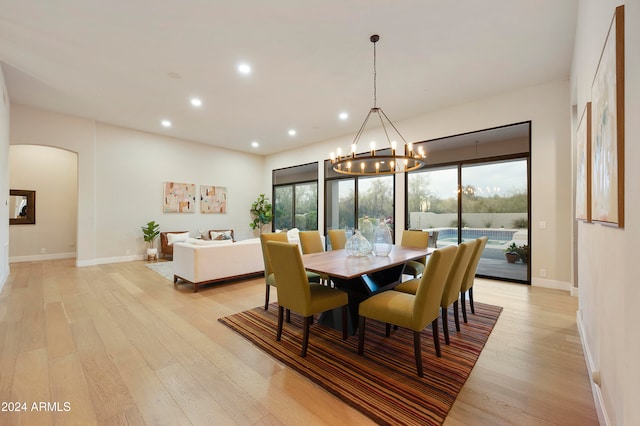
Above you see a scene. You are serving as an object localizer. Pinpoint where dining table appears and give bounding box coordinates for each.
[302,245,435,333]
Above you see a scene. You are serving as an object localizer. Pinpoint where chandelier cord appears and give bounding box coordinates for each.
[373,38,377,108]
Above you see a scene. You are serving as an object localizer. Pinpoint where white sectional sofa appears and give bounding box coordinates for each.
[172,238,264,292]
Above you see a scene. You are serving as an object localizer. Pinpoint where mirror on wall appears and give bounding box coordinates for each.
[9,189,36,225]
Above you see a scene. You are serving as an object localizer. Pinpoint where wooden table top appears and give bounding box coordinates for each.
[301,245,434,280]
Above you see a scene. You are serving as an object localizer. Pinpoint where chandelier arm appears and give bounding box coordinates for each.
[350,109,374,148]
[377,108,408,145]
[375,109,393,147]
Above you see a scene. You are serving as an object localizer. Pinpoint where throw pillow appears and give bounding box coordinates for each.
[167,232,190,245]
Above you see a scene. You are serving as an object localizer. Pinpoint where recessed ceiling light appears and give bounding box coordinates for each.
[288,129,297,136]
[339,112,349,120]
[251,141,259,148]
[161,120,172,127]
[238,63,251,75]
[190,98,202,107]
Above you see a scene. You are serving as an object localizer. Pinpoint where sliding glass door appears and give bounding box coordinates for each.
[461,159,528,282]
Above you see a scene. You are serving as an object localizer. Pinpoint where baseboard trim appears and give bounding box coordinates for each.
[531,277,571,292]
[76,254,144,267]
[576,311,610,426]
[9,252,76,263]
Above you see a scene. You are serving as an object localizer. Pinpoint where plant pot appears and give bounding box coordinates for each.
[147,248,158,256]
[505,252,519,263]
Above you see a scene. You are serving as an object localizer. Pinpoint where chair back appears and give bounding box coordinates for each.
[299,231,325,254]
[260,232,289,278]
[267,241,311,313]
[460,237,488,292]
[412,245,458,328]
[327,229,347,250]
[428,230,439,248]
[401,230,429,265]
[440,240,477,308]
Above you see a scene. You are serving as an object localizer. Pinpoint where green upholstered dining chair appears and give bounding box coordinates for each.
[299,230,325,254]
[267,241,348,357]
[260,233,321,310]
[357,245,457,377]
[400,230,430,278]
[395,240,476,345]
[298,231,331,286]
[260,232,289,310]
[460,237,488,323]
[327,229,347,250]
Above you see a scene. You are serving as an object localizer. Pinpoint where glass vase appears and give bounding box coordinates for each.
[372,222,393,256]
[345,230,372,257]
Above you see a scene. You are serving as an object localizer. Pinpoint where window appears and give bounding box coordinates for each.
[325,159,395,246]
[273,163,318,231]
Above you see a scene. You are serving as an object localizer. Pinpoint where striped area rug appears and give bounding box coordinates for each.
[219,302,502,425]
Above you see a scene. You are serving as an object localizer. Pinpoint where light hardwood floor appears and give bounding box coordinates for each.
[0,259,598,425]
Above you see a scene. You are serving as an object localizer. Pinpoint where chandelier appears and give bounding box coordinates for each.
[330,34,425,176]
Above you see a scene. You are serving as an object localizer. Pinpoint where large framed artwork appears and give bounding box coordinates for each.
[163,182,196,213]
[576,102,591,222]
[591,5,624,228]
[200,185,227,213]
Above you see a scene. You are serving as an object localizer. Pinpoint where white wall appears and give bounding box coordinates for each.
[0,66,10,292]
[9,105,266,265]
[9,145,77,261]
[93,122,265,260]
[572,1,640,424]
[265,79,573,289]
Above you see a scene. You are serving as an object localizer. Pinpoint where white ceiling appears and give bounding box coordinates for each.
[0,0,577,156]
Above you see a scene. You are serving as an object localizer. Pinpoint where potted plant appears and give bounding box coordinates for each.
[504,243,519,263]
[515,244,528,264]
[142,221,160,258]
[249,194,273,234]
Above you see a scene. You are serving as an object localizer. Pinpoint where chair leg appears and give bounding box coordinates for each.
[385,323,391,337]
[461,291,468,323]
[286,309,291,323]
[264,284,270,310]
[341,305,348,340]
[413,331,424,378]
[454,300,460,332]
[276,305,284,341]
[357,316,366,355]
[469,287,475,314]
[441,307,450,345]
[432,318,442,357]
[301,316,312,357]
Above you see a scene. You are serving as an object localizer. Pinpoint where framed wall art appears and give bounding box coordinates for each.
[200,185,227,213]
[575,102,591,222]
[163,181,196,213]
[590,5,624,228]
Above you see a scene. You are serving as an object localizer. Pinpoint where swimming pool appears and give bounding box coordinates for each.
[436,228,516,245]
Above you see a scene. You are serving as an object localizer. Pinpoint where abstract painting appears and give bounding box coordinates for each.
[200,185,227,213]
[163,182,196,213]
[591,5,624,227]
